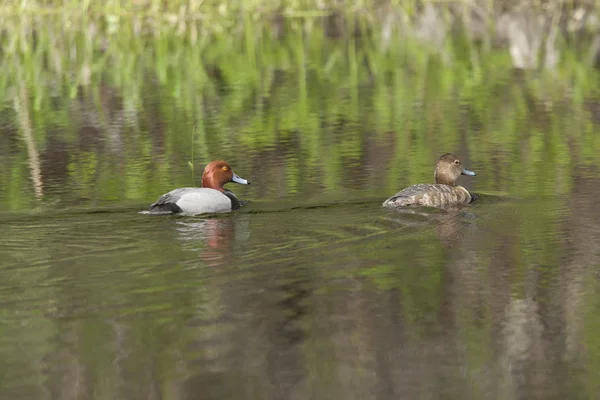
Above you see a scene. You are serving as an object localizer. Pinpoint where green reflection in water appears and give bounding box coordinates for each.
[0,11,600,399]
[0,15,598,212]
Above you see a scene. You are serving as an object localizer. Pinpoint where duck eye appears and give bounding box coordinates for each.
[454,160,460,165]
[222,166,229,171]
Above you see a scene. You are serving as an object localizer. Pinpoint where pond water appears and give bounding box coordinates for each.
[1,20,600,399]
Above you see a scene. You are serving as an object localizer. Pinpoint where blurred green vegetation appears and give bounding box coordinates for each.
[0,1,599,212]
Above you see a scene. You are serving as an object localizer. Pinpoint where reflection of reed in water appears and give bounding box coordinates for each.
[499,297,545,399]
[14,82,43,200]
[442,197,599,399]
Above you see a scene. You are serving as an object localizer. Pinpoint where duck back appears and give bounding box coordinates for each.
[383,184,471,208]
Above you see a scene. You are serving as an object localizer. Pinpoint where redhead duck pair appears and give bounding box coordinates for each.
[146,153,475,215]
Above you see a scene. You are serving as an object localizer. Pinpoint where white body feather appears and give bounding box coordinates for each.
[174,188,233,215]
[148,187,236,216]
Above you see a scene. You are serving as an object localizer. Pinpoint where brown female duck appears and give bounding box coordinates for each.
[383,153,476,208]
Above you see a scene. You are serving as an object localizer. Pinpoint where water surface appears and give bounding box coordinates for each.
[1,15,600,400]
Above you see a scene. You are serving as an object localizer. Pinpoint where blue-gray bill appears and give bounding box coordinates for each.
[232,173,250,185]
[462,168,476,176]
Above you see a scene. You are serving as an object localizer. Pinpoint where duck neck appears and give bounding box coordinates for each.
[434,170,456,186]
[202,174,225,192]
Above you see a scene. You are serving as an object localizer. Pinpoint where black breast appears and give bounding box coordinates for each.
[223,190,245,210]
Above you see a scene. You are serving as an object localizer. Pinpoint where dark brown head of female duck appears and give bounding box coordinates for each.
[434,153,476,186]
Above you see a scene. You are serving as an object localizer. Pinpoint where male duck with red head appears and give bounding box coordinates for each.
[147,160,250,215]
[383,153,476,208]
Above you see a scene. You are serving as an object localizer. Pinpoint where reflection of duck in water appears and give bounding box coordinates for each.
[145,160,250,216]
[175,217,251,266]
[383,153,476,209]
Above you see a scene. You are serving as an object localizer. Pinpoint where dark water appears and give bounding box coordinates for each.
[2,56,600,399]
[2,196,597,399]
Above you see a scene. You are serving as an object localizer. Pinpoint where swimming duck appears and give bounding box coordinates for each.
[383,153,476,208]
[146,160,250,215]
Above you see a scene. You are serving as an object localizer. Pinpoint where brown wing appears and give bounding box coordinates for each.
[383,184,468,208]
